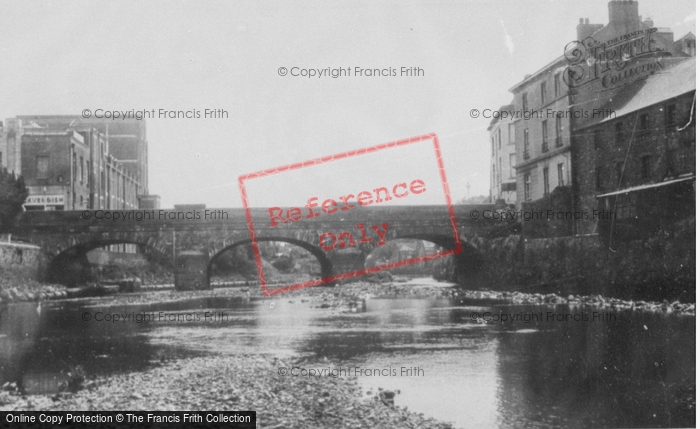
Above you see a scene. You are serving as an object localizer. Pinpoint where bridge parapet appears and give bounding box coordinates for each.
[14,204,501,288]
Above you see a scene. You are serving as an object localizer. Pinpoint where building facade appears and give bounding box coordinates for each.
[571,58,695,239]
[488,104,517,205]
[509,57,573,208]
[2,115,157,211]
[20,128,142,211]
[505,0,695,238]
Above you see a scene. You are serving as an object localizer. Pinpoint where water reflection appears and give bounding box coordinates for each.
[0,293,694,428]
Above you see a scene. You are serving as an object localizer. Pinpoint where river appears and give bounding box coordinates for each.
[0,279,695,428]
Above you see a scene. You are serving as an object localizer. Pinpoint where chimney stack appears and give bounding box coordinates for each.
[608,0,641,34]
[577,17,604,41]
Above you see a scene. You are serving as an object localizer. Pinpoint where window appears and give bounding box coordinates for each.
[541,120,549,152]
[615,162,624,184]
[557,163,564,187]
[524,129,530,159]
[594,129,602,151]
[641,155,651,180]
[640,113,649,135]
[36,156,49,179]
[498,129,502,149]
[522,93,528,111]
[615,122,624,144]
[595,167,603,190]
[543,167,550,196]
[0,152,3,167]
[73,153,77,180]
[80,156,84,184]
[616,194,637,219]
[555,116,562,146]
[508,123,515,144]
[666,104,677,131]
[492,136,496,157]
[498,157,502,183]
[510,153,516,178]
[540,81,547,104]
[492,164,496,188]
[524,174,531,201]
[554,73,561,97]
[667,149,679,176]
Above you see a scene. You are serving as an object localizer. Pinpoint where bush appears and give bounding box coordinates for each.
[272,255,294,272]
[0,168,28,233]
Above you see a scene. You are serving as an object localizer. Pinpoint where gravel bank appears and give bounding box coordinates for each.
[3,355,454,429]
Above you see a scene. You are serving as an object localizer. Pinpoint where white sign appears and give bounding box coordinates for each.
[24,195,65,206]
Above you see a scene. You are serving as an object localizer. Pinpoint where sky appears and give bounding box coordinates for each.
[0,0,695,208]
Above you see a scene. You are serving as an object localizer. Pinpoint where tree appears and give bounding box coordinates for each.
[0,168,28,233]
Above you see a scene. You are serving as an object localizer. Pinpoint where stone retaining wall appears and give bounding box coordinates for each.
[472,217,695,302]
[0,241,46,285]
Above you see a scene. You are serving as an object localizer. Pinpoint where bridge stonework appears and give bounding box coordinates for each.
[14,205,499,289]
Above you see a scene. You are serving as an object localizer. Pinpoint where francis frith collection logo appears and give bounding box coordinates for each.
[563,27,668,90]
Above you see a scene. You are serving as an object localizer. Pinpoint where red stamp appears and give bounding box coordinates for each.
[238,133,461,296]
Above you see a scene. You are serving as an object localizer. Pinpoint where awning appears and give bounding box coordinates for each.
[596,175,695,198]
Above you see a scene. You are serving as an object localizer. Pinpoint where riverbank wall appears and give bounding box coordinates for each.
[469,218,695,302]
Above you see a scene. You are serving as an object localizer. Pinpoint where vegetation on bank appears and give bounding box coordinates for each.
[0,168,27,233]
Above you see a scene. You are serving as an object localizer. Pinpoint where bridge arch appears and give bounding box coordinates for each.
[363,233,485,285]
[206,236,334,285]
[47,238,171,285]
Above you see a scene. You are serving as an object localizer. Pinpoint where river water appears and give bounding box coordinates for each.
[0,280,695,428]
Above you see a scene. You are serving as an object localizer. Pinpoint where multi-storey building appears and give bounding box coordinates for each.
[3,115,156,211]
[1,118,23,173]
[506,0,694,238]
[488,104,517,205]
[20,128,141,211]
[13,115,148,195]
[571,58,695,239]
[510,56,573,208]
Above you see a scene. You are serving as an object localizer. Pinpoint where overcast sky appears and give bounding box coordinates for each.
[0,0,695,208]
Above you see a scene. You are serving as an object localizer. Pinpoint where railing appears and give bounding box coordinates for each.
[555,136,563,147]
[542,141,549,152]
[523,150,530,160]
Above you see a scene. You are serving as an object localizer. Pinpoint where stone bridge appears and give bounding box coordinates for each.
[14,204,511,290]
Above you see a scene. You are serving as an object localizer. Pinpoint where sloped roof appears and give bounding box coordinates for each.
[575,57,695,130]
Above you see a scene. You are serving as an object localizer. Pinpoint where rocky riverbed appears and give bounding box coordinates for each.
[1,276,694,316]
[2,355,454,429]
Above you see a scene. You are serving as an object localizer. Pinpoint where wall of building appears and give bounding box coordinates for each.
[489,105,517,205]
[15,116,149,196]
[21,131,91,210]
[572,90,696,234]
[512,64,573,207]
[2,118,22,174]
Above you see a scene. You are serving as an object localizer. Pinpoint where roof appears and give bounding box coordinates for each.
[508,55,567,93]
[575,57,696,130]
[487,104,515,131]
[596,175,695,198]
